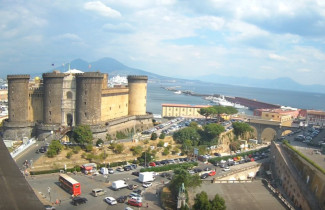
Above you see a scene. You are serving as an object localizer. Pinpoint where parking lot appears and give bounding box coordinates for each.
[27,168,170,210]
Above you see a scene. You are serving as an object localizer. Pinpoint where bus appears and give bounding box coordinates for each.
[59,174,81,196]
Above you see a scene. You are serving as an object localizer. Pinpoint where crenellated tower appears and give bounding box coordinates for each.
[42,71,65,124]
[7,75,30,123]
[127,75,148,116]
[75,72,103,125]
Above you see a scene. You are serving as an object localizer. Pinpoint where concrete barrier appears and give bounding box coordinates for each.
[11,138,36,158]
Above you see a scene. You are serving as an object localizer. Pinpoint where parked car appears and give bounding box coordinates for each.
[214,153,221,156]
[128,199,142,207]
[200,173,209,179]
[117,196,128,203]
[124,166,132,171]
[193,168,202,173]
[105,197,117,205]
[116,167,124,172]
[44,205,56,210]
[149,162,156,167]
[72,197,87,206]
[223,167,230,171]
[108,168,114,174]
[143,182,152,188]
[208,171,216,176]
[131,171,140,176]
[128,184,138,190]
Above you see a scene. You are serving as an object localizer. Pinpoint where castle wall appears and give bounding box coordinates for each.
[43,72,65,124]
[7,75,30,123]
[75,72,103,125]
[28,88,43,122]
[128,76,147,116]
[271,142,324,210]
[101,88,129,121]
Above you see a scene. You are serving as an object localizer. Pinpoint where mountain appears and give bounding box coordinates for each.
[40,57,325,94]
[193,74,325,94]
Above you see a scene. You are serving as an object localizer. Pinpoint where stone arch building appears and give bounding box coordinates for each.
[3,69,153,140]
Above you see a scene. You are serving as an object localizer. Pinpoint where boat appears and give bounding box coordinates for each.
[174,90,182,95]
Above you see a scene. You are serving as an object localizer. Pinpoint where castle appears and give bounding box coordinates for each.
[3,69,153,141]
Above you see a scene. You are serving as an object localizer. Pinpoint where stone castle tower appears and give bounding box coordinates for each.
[3,70,152,140]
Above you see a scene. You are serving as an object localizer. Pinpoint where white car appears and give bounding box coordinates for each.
[116,167,124,172]
[142,182,152,188]
[104,197,117,205]
[223,167,230,171]
[130,196,143,202]
[108,168,114,174]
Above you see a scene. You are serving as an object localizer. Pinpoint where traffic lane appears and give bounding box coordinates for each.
[15,141,46,170]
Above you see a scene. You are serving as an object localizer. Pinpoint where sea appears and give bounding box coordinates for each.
[146,81,325,116]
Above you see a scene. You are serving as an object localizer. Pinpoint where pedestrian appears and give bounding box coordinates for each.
[147,203,149,208]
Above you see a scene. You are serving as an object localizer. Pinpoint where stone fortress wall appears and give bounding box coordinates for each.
[271,141,325,210]
[3,70,153,141]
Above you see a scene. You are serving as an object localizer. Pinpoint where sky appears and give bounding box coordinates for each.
[1,0,325,85]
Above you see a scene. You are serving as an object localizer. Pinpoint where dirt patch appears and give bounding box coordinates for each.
[32,136,184,171]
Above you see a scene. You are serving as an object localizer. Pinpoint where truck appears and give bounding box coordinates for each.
[112,180,128,191]
[138,172,155,183]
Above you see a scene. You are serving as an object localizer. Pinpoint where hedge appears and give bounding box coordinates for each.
[208,146,270,164]
[283,141,325,175]
[140,162,198,172]
[30,166,81,175]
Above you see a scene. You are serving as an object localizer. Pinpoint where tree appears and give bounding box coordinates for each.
[96,138,104,146]
[229,141,241,151]
[193,191,211,210]
[157,140,164,147]
[48,140,63,155]
[198,107,216,120]
[212,105,238,122]
[162,147,169,155]
[173,127,200,145]
[169,169,202,200]
[210,194,226,210]
[130,145,143,156]
[232,122,253,138]
[181,139,193,155]
[159,133,165,139]
[115,143,124,154]
[138,149,155,164]
[151,132,158,140]
[73,125,93,145]
[203,123,225,141]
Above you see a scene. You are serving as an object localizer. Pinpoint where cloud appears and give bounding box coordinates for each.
[55,33,82,42]
[102,23,134,33]
[297,68,312,72]
[269,53,287,61]
[84,1,121,18]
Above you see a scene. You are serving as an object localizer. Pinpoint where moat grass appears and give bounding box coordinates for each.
[283,140,325,175]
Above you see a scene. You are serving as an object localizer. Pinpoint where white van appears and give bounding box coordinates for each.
[91,188,106,197]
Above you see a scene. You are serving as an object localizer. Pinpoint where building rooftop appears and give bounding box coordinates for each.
[162,104,211,108]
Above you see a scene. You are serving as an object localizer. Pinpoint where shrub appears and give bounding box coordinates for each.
[85,153,95,161]
[172,147,180,155]
[140,162,198,172]
[99,152,108,160]
[143,139,149,144]
[159,133,165,139]
[115,144,124,154]
[157,140,164,147]
[66,151,73,159]
[162,148,169,156]
[96,139,104,146]
[81,152,86,159]
[116,131,127,139]
[46,149,56,158]
[85,144,93,152]
[131,146,143,156]
[151,132,158,140]
[73,146,81,154]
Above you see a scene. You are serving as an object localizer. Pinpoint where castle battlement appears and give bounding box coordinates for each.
[75,72,103,78]
[42,72,65,78]
[7,75,30,79]
[127,75,148,80]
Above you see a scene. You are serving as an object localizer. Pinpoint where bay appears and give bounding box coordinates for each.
[146,81,325,115]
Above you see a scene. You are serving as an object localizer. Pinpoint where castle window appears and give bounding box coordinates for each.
[126,104,128,107]
[119,105,121,109]
[84,102,86,105]
[67,91,72,99]
[110,107,111,110]
[84,112,87,117]
[49,111,51,115]
[85,91,87,95]
[50,100,51,104]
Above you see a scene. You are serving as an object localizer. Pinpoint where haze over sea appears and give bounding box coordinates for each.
[146,81,325,115]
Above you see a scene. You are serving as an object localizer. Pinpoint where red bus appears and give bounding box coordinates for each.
[59,174,81,196]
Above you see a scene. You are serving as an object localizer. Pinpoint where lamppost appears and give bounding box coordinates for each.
[48,187,51,202]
